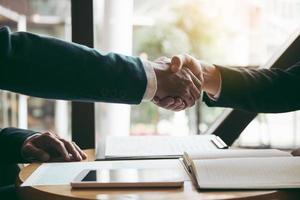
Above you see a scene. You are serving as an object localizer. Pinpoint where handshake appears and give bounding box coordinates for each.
[148,54,221,111]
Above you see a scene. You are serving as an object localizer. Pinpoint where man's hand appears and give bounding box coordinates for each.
[21,131,87,162]
[171,54,221,96]
[148,57,202,111]
[154,54,221,111]
[291,148,300,156]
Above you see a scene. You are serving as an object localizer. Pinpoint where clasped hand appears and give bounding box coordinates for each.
[150,54,203,111]
[22,131,87,162]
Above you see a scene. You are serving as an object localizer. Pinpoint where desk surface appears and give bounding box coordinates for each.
[18,149,300,200]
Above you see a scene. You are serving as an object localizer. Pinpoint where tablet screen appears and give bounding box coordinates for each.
[80,168,183,183]
[82,170,97,182]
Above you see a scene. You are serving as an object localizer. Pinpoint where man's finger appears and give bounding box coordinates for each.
[22,144,50,162]
[182,54,199,75]
[181,54,202,76]
[48,137,70,161]
[163,98,182,110]
[292,148,300,156]
[182,93,195,108]
[180,69,196,107]
[72,142,88,160]
[184,67,202,90]
[170,55,184,73]
[182,68,201,101]
[61,139,82,161]
[154,97,183,111]
[162,100,182,111]
[187,80,201,102]
[155,97,176,108]
[189,84,200,102]
[173,103,186,111]
[171,98,187,111]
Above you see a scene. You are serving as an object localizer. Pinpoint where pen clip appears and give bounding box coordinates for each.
[211,136,228,149]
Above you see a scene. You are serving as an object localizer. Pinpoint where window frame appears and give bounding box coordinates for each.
[71,0,95,149]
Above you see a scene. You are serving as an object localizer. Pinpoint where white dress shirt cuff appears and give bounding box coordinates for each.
[141,60,157,101]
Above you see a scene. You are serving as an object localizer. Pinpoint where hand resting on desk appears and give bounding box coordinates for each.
[21,131,87,162]
[291,148,300,156]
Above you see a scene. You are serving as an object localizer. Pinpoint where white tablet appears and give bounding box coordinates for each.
[71,168,184,188]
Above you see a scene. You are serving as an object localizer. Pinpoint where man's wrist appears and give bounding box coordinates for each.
[200,61,222,97]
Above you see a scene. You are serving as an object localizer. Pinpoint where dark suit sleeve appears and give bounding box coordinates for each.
[0,26,147,104]
[0,128,38,163]
[203,62,300,113]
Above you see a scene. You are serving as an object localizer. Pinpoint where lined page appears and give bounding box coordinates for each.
[105,135,217,158]
[193,157,300,189]
[186,149,291,160]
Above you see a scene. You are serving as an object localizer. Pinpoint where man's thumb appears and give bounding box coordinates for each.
[170,55,183,73]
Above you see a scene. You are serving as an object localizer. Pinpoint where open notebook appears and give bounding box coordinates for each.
[183,149,300,189]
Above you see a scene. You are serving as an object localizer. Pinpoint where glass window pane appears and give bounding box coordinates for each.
[132,0,300,142]
[235,112,300,149]
[95,0,300,142]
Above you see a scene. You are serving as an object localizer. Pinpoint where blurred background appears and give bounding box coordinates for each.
[0,0,299,149]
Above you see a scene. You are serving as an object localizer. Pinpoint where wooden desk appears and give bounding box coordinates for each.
[17,149,300,200]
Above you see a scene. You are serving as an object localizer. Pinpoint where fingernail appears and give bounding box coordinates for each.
[83,153,88,159]
[66,155,71,161]
[83,152,87,158]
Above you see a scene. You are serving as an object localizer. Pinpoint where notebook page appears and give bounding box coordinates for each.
[186,149,291,160]
[193,157,300,189]
[105,135,217,157]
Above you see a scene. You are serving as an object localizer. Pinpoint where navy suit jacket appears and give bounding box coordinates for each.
[0,26,147,163]
[203,62,300,113]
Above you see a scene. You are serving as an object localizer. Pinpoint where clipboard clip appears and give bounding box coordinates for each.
[211,136,228,149]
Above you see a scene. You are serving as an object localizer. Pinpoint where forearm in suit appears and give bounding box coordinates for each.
[0,128,37,163]
[203,62,300,113]
[0,26,147,104]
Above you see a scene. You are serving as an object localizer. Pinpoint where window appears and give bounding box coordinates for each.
[94,0,300,149]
